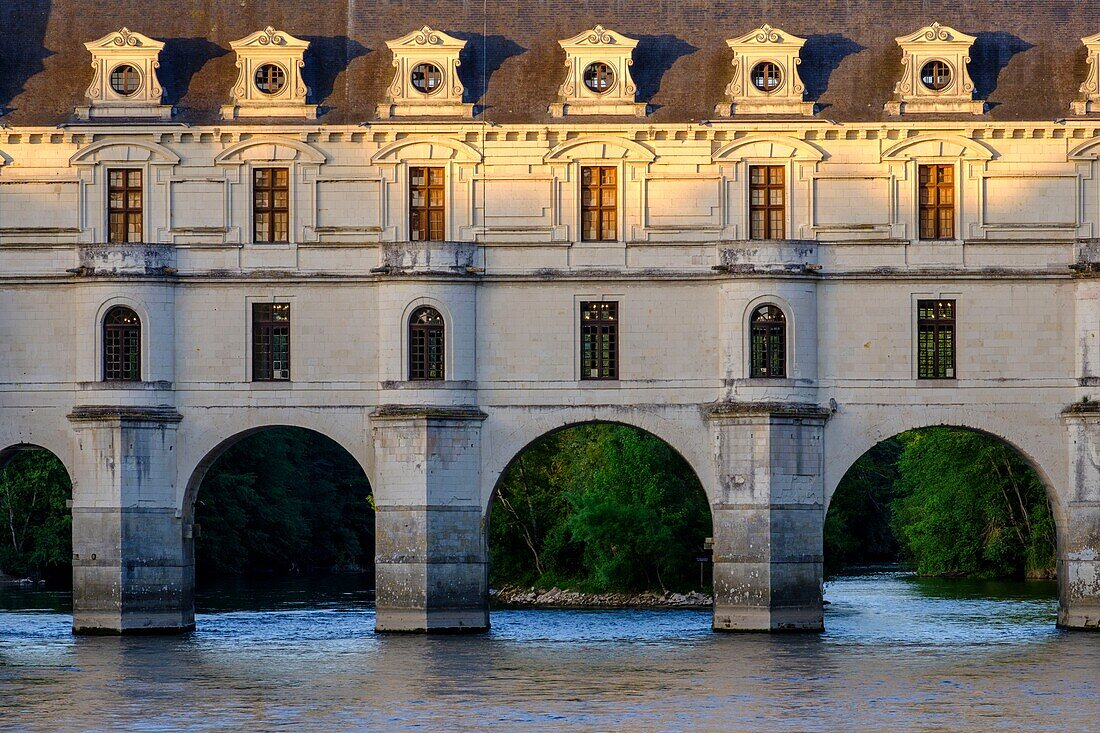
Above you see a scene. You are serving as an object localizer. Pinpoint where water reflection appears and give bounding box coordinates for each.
[0,571,1097,732]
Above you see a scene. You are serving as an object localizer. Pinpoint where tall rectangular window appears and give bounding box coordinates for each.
[254,168,290,243]
[252,303,290,381]
[749,165,784,240]
[410,166,445,241]
[917,299,955,379]
[108,169,143,243]
[581,166,617,241]
[580,301,618,380]
[919,164,954,240]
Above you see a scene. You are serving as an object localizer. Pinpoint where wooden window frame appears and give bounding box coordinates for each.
[103,306,141,382]
[580,301,619,380]
[918,164,955,240]
[580,165,618,242]
[107,168,143,244]
[408,306,446,381]
[749,304,787,378]
[749,164,785,240]
[917,299,956,380]
[253,167,290,244]
[252,302,291,382]
[409,166,446,242]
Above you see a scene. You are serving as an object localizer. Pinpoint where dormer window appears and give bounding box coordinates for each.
[751,61,782,93]
[221,27,316,119]
[550,26,646,117]
[78,28,170,120]
[885,22,983,115]
[109,64,141,96]
[920,60,952,91]
[716,25,812,116]
[377,26,472,117]
[254,63,287,95]
[411,62,443,94]
[583,62,615,94]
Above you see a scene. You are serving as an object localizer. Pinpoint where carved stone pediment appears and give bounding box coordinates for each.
[884,22,984,115]
[550,25,646,117]
[715,24,814,117]
[377,26,473,118]
[1073,32,1100,115]
[78,28,171,120]
[221,27,316,120]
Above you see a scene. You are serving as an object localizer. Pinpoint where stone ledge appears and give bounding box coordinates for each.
[705,400,831,421]
[1061,401,1100,417]
[67,405,183,423]
[370,404,488,421]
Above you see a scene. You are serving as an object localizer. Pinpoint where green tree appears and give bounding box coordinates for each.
[824,439,903,572]
[0,449,71,581]
[891,428,1055,578]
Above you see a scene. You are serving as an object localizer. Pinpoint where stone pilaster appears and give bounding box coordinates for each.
[707,401,828,632]
[1059,403,1100,629]
[370,405,488,632]
[66,406,191,634]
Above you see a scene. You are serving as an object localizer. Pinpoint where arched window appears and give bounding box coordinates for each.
[103,306,141,381]
[409,306,445,380]
[750,305,786,378]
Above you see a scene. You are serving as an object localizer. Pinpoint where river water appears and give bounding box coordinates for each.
[0,571,1096,732]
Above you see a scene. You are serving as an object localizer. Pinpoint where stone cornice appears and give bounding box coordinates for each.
[704,400,831,421]
[67,405,183,423]
[370,404,488,421]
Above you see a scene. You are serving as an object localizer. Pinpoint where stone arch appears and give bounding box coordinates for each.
[480,407,715,512]
[213,137,326,165]
[880,133,995,161]
[371,136,482,164]
[69,138,180,165]
[179,416,371,518]
[543,135,656,163]
[0,442,73,479]
[712,134,825,162]
[823,409,1065,528]
[1068,137,1100,161]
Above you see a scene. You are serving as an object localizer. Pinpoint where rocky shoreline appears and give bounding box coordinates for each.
[491,585,712,609]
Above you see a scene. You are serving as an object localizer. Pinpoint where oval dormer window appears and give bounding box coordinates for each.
[411,62,444,94]
[254,63,287,95]
[109,64,142,96]
[920,60,952,91]
[583,62,615,94]
[750,61,783,94]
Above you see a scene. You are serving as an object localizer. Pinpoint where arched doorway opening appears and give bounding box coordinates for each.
[489,422,713,609]
[188,427,375,608]
[0,445,72,594]
[825,426,1058,627]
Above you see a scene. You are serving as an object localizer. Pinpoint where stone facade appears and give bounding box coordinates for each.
[1,2,1100,634]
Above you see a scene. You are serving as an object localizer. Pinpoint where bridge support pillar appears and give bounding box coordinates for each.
[1060,405,1100,629]
[370,406,489,633]
[707,403,828,632]
[67,406,191,634]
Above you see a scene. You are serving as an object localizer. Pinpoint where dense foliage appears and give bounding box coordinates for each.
[826,428,1056,578]
[489,424,712,593]
[0,450,71,582]
[194,428,374,581]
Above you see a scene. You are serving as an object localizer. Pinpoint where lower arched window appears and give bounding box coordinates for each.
[409,306,445,380]
[750,305,786,378]
[103,306,141,381]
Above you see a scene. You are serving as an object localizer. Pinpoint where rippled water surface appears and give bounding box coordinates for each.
[0,572,1097,732]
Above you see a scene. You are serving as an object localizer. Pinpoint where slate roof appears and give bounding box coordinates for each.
[0,0,1096,126]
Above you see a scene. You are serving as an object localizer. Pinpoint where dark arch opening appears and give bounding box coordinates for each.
[189,427,375,606]
[488,422,713,606]
[0,445,72,591]
[825,427,1057,582]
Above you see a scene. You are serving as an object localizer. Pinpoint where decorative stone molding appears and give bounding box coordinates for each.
[550,25,646,117]
[715,25,814,117]
[220,27,316,120]
[1073,33,1100,115]
[884,22,984,115]
[377,26,473,118]
[78,28,171,120]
